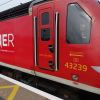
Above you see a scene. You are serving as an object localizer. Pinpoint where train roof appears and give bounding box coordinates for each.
[0,0,99,21]
[0,0,50,21]
[0,1,32,21]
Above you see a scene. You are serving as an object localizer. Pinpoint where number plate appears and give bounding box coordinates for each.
[65,62,88,72]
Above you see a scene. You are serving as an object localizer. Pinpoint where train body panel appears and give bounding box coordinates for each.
[0,15,34,70]
[0,0,100,95]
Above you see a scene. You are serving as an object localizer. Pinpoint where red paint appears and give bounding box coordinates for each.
[0,0,100,94]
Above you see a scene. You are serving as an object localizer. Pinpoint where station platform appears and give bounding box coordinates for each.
[0,74,62,100]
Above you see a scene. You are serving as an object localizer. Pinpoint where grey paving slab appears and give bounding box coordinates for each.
[0,78,48,100]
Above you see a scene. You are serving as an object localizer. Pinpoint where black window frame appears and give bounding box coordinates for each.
[66,3,92,44]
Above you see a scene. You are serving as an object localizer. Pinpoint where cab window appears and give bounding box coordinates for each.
[67,3,92,44]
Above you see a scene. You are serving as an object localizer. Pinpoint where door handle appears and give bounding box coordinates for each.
[48,45,54,53]
[55,12,59,71]
[34,16,37,66]
[48,61,54,69]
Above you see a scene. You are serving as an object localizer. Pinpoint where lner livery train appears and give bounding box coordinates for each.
[0,0,100,99]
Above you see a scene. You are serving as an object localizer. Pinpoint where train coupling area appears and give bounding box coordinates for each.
[0,74,62,100]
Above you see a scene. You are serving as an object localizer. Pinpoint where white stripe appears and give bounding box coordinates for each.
[91,66,100,73]
[0,62,34,75]
[35,71,100,95]
[0,74,62,100]
[0,62,100,95]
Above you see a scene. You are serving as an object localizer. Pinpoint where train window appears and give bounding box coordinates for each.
[42,12,49,25]
[41,28,50,41]
[67,3,92,44]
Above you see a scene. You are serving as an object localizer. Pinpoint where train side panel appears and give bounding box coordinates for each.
[14,15,34,70]
[0,0,100,95]
[0,15,34,70]
[32,0,100,94]
[0,20,15,65]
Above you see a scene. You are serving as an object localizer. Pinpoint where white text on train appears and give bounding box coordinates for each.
[0,34,14,48]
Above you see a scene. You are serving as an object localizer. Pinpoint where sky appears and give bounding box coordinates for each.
[0,0,32,12]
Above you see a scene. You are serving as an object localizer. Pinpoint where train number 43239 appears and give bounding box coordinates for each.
[65,62,88,72]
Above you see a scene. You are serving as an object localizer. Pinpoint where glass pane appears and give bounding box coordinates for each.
[41,28,50,41]
[67,4,92,44]
[42,12,49,25]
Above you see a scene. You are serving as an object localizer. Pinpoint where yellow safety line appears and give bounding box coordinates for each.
[0,85,20,100]
[7,85,20,100]
[0,85,14,89]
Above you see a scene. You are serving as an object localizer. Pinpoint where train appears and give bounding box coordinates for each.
[0,0,100,99]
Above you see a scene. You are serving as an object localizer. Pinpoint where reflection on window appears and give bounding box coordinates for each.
[67,3,92,44]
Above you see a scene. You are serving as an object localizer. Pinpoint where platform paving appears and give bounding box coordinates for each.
[0,78,48,100]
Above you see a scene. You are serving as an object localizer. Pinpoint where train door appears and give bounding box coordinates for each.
[33,2,59,71]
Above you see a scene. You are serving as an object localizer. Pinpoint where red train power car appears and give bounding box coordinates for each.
[0,0,100,99]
